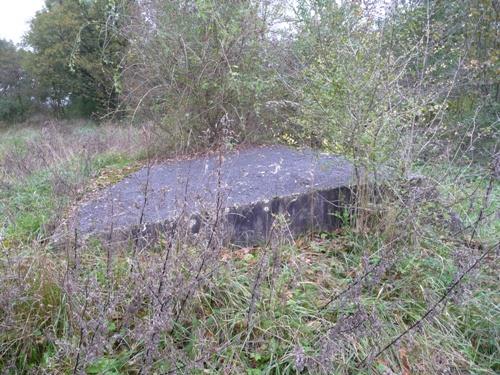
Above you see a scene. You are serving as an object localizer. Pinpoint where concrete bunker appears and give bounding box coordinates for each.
[63,145,357,247]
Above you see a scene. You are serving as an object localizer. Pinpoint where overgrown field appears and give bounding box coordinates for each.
[0,121,498,374]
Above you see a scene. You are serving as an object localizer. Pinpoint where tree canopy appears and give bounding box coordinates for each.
[0,39,34,121]
[0,0,496,162]
[23,0,129,117]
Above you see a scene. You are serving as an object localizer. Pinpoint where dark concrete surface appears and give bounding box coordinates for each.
[69,145,356,246]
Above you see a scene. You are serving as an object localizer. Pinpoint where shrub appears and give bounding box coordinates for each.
[124,0,288,149]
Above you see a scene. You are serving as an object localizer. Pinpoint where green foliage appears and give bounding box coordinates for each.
[289,0,498,172]
[384,0,499,161]
[24,0,129,117]
[86,356,129,374]
[292,2,405,170]
[0,40,35,122]
[0,97,27,123]
[126,0,284,147]
[1,1,498,373]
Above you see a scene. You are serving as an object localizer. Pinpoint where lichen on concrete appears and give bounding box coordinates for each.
[62,145,356,247]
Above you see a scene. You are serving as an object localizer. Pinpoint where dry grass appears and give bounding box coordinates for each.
[0,120,498,374]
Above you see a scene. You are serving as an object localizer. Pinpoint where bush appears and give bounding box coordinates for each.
[124,0,288,149]
[0,97,30,122]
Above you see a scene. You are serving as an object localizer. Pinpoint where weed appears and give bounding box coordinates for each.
[0,122,498,374]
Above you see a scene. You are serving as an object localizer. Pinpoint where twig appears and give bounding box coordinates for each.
[359,240,499,367]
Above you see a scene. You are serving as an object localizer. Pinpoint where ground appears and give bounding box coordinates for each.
[0,121,498,374]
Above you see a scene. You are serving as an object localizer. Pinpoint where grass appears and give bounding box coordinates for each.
[0,121,145,245]
[0,121,498,374]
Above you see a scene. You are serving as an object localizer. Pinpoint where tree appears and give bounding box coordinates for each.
[288,0,498,170]
[124,0,289,147]
[24,0,129,117]
[0,39,34,122]
[384,0,499,161]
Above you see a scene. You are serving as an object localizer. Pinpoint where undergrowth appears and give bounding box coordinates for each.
[0,122,498,374]
[0,121,145,245]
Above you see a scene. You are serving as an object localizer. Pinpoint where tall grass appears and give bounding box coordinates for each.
[0,121,498,374]
[0,120,148,245]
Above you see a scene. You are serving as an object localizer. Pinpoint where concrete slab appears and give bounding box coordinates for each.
[68,145,356,246]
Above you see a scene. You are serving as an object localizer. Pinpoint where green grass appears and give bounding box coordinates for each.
[102,232,495,373]
[1,228,497,373]
[416,163,499,243]
[0,122,498,374]
[0,123,141,245]
[0,152,135,244]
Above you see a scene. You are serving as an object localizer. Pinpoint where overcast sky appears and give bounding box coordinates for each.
[0,0,45,45]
